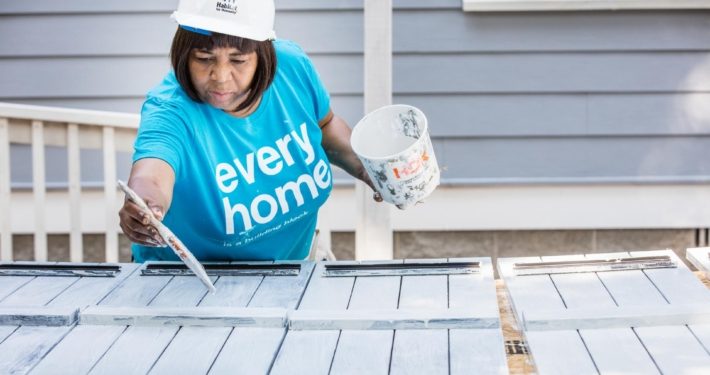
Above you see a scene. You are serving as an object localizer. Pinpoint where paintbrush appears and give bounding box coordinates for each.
[117,180,216,294]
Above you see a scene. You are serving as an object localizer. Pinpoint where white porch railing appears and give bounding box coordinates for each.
[0,102,138,262]
[4,102,710,263]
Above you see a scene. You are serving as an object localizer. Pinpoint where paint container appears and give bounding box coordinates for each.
[350,104,440,209]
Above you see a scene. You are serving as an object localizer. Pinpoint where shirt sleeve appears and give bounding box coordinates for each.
[286,41,332,123]
[132,98,187,177]
[301,55,331,123]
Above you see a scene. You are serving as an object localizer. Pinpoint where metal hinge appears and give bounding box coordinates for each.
[323,261,480,277]
[513,255,675,276]
[141,262,301,276]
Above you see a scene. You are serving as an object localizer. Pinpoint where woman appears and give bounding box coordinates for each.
[118,0,380,262]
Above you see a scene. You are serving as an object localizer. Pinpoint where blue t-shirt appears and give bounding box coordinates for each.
[131,40,333,262]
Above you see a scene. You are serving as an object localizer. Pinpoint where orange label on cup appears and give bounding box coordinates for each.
[392,151,429,180]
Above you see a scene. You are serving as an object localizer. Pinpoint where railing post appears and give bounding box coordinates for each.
[32,120,47,261]
[103,127,118,262]
[357,0,393,260]
[0,118,11,260]
[67,123,83,262]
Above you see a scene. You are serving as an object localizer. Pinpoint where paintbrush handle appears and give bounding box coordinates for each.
[117,180,153,216]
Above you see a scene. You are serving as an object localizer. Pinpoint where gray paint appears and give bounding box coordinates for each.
[2,5,710,185]
[0,307,78,326]
[79,306,288,327]
[288,309,500,330]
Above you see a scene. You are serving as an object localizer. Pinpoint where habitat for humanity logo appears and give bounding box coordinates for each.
[216,0,237,14]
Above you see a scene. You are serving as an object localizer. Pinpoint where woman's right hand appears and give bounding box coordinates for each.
[118,158,176,247]
[119,197,166,247]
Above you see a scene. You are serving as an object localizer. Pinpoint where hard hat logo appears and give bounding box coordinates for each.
[172,0,276,41]
[216,0,237,15]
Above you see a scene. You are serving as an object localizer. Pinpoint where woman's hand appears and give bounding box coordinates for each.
[119,197,166,247]
[118,158,176,247]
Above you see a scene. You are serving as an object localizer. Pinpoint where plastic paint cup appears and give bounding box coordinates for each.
[350,104,440,209]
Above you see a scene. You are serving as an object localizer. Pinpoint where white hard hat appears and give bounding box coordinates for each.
[171,0,276,41]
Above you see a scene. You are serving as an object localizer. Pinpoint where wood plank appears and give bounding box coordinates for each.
[390,329,448,375]
[0,326,71,374]
[67,123,82,262]
[97,271,172,307]
[103,126,118,262]
[449,257,499,316]
[147,275,216,307]
[540,254,616,309]
[47,263,140,307]
[631,250,710,305]
[524,331,599,375]
[542,254,662,374]
[270,261,349,374]
[87,326,178,375]
[628,250,710,373]
[390,259,449,374]
[523,303,710,330]
[687,247,710,276]
[198,275,263,307]
[329,330,393,375]
[269,330,340,375]
[0,306,78,326]
[0,118,10,261]
[0,325,17,343]
[347,260,403,310]
[448,257,508,374]
[0,275,34,301]
[577,327,660,375]
[248,261,315,309]
[29,325,125,375]
[147,326,232,375]
[79,306,286,327]
[0,276,78,307]
[289,309,498,330]
[688,323,710,355]
[498,256,599,374]
[497,256,565,322]
[328,260,402,375]
[208,327,287,375]
[636,325,710,374]
[297,262,355,310]
[449,329,508,375]
[398,258,448,309]
[93,266,262,373]
[32,120,47,261]
[584,252,668,307]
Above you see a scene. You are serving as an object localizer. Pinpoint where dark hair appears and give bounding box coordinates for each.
[169,27,277,113]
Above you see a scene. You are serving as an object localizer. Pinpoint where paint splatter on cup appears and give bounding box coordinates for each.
[350,104,440,209]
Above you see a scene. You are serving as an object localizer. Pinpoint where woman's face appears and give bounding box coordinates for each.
[188,47,258,112]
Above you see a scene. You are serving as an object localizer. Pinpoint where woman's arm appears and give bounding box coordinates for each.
[118,158,176,246]
[319,110,382,202]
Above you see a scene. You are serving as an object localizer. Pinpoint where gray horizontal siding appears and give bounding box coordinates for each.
[4,11,710,57]
[437,136,710,182]
[2,5,710,185]
[3,53,710,98]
